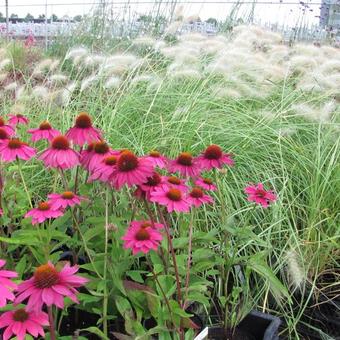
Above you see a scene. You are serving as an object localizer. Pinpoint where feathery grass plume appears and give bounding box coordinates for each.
[10,103,25,115]
[292,44,323,58]
[202,39,228,55]
[211,85,242,99]
[146,77,163,92]
[179,33,207,43]
[130,74,154,85]
[53,81,77,107]
[32,58,54,76]
[292,101,336,122]
[133,36,156,47]
[277,127,298,137]
[321,45,340,58]
[165,21,182,35]
[99,54,139,76]
[286,249,305,291]
[0,73,7,82]
[32,86,50,101]
[4,82,17,92]
[319,60,340,75]
[154,40,166,51]
[288,56,318,74]
[0,59,11,70]
[65,47,88,61]
[160,46,185,59]
[104,76,121,89]
[15,85,27,100]
[49,74,69,85]
[80,75,98,92]
[49,59,60,72]
[84,54,105,67]
[169,68,202,80]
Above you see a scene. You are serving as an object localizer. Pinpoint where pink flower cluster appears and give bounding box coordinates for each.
[0,260,87,340]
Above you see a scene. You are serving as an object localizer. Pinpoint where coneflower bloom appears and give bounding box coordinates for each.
[0,138,36,162]
[15,262,88,312]
[88,155,117,183]
[25,202,64,224]
[48,191,86,210]
[187,187,214,207]
[0,260,18,308]
[110,150,154,190]
[144,150,168,168]
[150,186,191,213]
[80,142,95,169]
[195,177,217,191]
[244,183,277,208]
[65,112,102,146]
[122,222,163,255]
[161,175,188,191]
[130,220,164,230]
[198,144,234,170]
[39,135,79,169]
[8,114,29,126]
[0,308,49,340]
[87,141,114,173]
[139,172,162,199]
[27,121,60,142]
[168,152,201,177]
[0,128,10,144]
[0,118,15,136]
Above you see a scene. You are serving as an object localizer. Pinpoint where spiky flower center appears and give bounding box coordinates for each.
[190,187,203,198]
[203,178,213,185]
[16,114,24,118]
[256,189,267,198]
[0,118,5,126]
[62,191,75,199]
[94,141,109,154]
[141,222,151,229]
[75,113,92,128]
[34,264,59,288]
[177,152,193,166]
[13,309,29,322]
[86,143,95,152]
[204,145,223,160]
[52,136,69,150]
[104,155,117,166]
[168,176,181,185]
[38,202,50,211]
[117,151,138,172]
[149,150,160,158]
[135,228,150,241]
[39,121,52,130]
[0,128,9,140]
[8,139,24,149]
[145,173,161,186]
[166,188,182,201]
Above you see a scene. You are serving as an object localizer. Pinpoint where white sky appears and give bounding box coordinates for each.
[0,0,322,27]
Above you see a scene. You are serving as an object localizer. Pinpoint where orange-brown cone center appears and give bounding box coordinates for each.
[13,309,29,322]
[177,152,193,166]
[190,187,203,198]
[140,222,151,229]
[168,176,181,185]
[149,150,160,158]
[135,228,150,241]
[0,118,5,126]
[8,139,24,149]
[51,136,69,150]
[34,264,59,288]
[104,155,117,166]
[39,121,52,130]
[166,188,182,201]
[117,151,138,172]
[204,144,223,160]
[38,202,50,211]
[94,141,109,154]
[203,178,213,185]
[75,113,92,128]
[256,189,267,198]
[0,128,9,140]
[62,191,75,199]
[145,173,161,186]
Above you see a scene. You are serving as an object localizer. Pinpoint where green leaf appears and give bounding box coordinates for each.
[81,327,109,340]
[116,296,132,316]
[169,300,193,318]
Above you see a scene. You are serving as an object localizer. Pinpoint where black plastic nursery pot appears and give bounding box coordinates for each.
[194,310,281,340]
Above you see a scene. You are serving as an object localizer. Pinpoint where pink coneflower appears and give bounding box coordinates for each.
[144,150,168,169]
[130,220,164,230]
[25,202,64,225]
[39,135,80,169]
[89,155,117,183]
[244,183,277,208]
[198,144,234,170]
[8,114,29,126]
[0,138,36,162]
[65,112,102,146]
[168,152,201,177]
[87,141,114,173]
[48,191,86,210]
[80,142,95,169]
[187,187,214,207]
[161,175,188,192]
[195,177,217,191]
[15,262,88,312]
[111,150,154,190]
[150,186,191,213]
[139,172,163,199]
[27,121,60,142]
[0,260,18,308]
[122,222,163,255]
[0,118,15,136]
[0,308,49,340]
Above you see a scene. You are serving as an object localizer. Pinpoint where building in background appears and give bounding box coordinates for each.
[320,0,340,30]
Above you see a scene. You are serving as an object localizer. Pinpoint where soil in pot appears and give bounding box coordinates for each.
[207,327,256,340]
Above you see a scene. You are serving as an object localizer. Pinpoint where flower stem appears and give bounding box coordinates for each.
[103,186,109,337]
[48,306,57,340]
[16,158,32,208]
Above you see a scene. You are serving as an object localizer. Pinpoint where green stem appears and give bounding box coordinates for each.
[48,306,57,340]
[103,186,109,336]
[17,158,32,208]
